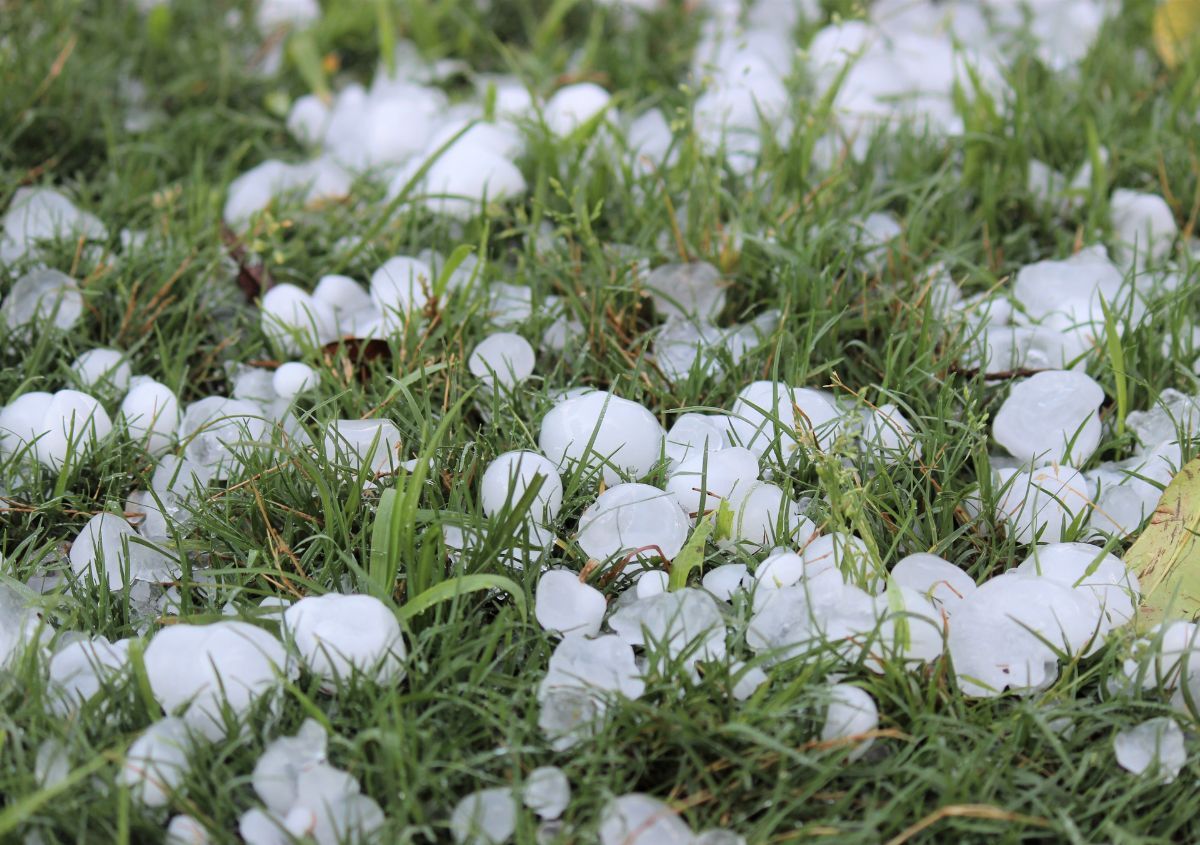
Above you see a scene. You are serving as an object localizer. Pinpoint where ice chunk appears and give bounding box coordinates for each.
[538,635,644,750]
[992,371,1104,466]
[1,188,106,263]
[535,569,606,638]
[523,766,569,820]
[1113,718,1186,783]
[645,261,725,321]
[666,446,758,518]
[120,378,180,454]
[71,349,132,394]
[469,333,536,389]
[820,683,878,761]
[598,794,692,845]
[451,787,516,845]
[252,719,328,815]
[481,451,564,522]
[890,553,975,612]
[142,621,293,740]
[576,483,689,564]
[1014,542,1138,634]
[664,413,729,469]
[166,815,209,845]
[538,391,665,485]
[180,397,268,479]
[729,482,814,551]
[728,381,841,457]
[994,464,1092,545]
[543,83,611,136]
[0,582,42,667]
[701,563,747,602]
[1127,389,1200,452]
[635,569,669,599]
[609,588,727,662]
[47,634,130,714]
[370,255,435,324]
[1110,189,1177,267]
[392,142,527,220]
[261,284,339,353]
[283,593,406,688]
[70,513,174,590]
[324,419,402,474]
[120,717,192,807]
[272,362,317,398]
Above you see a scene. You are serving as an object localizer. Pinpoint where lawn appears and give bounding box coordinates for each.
[3,0,1200,842]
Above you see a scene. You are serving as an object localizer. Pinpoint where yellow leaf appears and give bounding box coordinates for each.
[1126,456,1200,628]
[1153,0,1200,70]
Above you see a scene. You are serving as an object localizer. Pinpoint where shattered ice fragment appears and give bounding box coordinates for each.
[820,683,878,761]
[120,717,192,807]
[283,593,407,688]
[450,787,517,845]
[598,794,693,845]
[576,483,689,565]
[1113,718,1186,783]
[523,766,570,820]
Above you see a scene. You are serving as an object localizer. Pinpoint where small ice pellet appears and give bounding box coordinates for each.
[1113,717,1186,783]
[71,348,132,393]
[523,766,570,820]
[272,362,317,398]
[535,569,606,638]
[820,683,878,761]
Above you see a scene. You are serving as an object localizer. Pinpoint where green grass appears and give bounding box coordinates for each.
[3,0,1200,842]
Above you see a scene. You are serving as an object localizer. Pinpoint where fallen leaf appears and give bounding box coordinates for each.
[321,337,392,384]
[1125,456,1200,628]
[1153,0,1200,69]
[219,224,273,303]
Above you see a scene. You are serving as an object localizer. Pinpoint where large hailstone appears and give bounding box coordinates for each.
[0,389,112,469]
[664,413,729,469]
[120,378,181,454]
[665,446,758,518]
[729,482,814,551]
[598,794,693,845]
[948,574,1102,697]
[370,255,435,325]
[47,634,130,715]
[450,788,517,845]
[0,268,84,333]
[71,348,132,394]
[820,683,879,761]
[523,766,570,820]
[535,569,606,638]
[609,588,727,662]
[480,450,564,523]
[576,483,690,564]
[143,621,293,740]
[252,719,328,815]
[120,717,193,807]
[890,553,976,612]
[283,593,406,688]
[994,463,1092,545]
[992,371,1104,466]
[537,635,644,750]
[538,391,665,485]
[1113,718,1186,783]
[179,397,269,479]
[324,419,402,474]
[644,261,726,321]
[69,512,176,591]
[1014,542,1139,634]
[728,381,841,457]
[468,333,536,389]
[260,284,339,354]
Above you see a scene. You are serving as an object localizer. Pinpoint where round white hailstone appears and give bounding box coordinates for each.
[313,273,373,317]
[450,787,517,845]
[1014,542,1139,633]
[543,83,611,136]
[166,815,210,845]
[801,533,875,589]
[664,413,729,469]
[1110,189,1178,266]
[860,403,921,463]
[948,574,1102,697]
[820,683,879,761]
[666,446,759,519]
[1120,621,1200,692]
[142,621,292,740]
[481,450,564,523]
[469,332,536,389]
[890,553,976,612]
[272,362,317,399]
[576,483,690,564]
[71,349,132,393]
[729,381,841,457]
[645,261,726,320]
[992,370,1104,466]
[283,593,407,687]
[0,584,41,669]
[1113,717,1186,783]
[35,738,69,790]
[412,144,528,219]
[37,389,113,469]
[287,94,330,145]
[0,391,52,458]
[535,569,607,637]
[370,255,435,323]
[69,513,140,591]
[0,268,84,332]
[994,464,1092,545]
[260,284,338,353]
[239,808,287,845]
[252,719,328,815]
[635,569,669,599]
[730,482,813,550]
[323,419,402,474]
[538,391,665,485]
[120,717,192,807]
[120,378,180,454]
[755,549,806,590]
[884,586,947,665]
[598,794,693,845]
[523,766,570,820]
[701,563,748,602]
[47,635,130,714]
[730,662,769,702]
